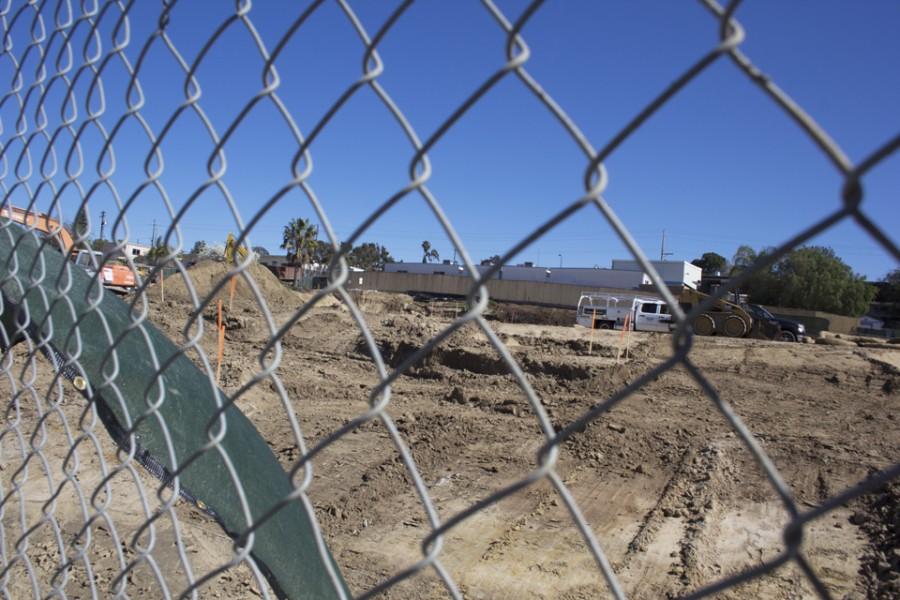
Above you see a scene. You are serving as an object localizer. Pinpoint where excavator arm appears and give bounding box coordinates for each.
[224,232,249,265]
[1,205,74,254]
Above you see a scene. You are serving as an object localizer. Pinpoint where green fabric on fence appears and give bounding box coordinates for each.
[0,222,347,600]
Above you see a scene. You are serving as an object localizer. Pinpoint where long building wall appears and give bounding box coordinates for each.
[356,272,862,335]
[384,263,650,289]
[356,271,659,308]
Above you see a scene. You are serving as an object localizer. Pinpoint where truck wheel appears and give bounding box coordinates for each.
[723,315,748,337]
[598,322,611,330]
[779,330,796,343]
[692,314,716,336]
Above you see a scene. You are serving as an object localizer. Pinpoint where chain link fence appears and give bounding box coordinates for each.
[0,1,897,598]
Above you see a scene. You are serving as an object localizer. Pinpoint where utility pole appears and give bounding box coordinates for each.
[660,229,673,262]
[99,210,107,241]
[150,219,157,249]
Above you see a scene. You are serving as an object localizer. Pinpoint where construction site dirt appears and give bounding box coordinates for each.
[2,261,898,599]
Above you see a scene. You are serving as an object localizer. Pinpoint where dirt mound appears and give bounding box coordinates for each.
[854,479,900,598]
[487,302,574,326]
[147,259,302,312]
[351,290,421,316]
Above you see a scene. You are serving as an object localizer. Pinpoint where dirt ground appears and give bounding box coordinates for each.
[1,261,898,599]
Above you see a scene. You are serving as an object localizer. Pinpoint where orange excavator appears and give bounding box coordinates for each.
[0,206,136,293]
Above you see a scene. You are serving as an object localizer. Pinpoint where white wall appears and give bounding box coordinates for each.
[384,263,650,290]
[609,259,701,289]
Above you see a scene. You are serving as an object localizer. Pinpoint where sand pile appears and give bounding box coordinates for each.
[147,259,302,312]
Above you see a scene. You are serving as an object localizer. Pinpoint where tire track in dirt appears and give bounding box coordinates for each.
[614,443,722,597]
[853,479,900,599]
[619,446,693,563]
[670,444,720,591]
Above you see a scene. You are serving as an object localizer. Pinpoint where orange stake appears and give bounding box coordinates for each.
[622,313,632,361]
[617,312,632,364]
[588,308,597,356]
[215,299,225,385]
[228,277,237,311]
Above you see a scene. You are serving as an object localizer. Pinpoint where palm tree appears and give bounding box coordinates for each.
[421,240,439,264]
[282,218,317,288]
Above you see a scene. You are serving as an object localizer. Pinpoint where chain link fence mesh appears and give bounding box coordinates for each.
[0,0,897,598]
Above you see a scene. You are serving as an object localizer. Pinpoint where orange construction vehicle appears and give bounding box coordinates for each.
[71,249,137,293]
[1,205,74,251]
[1,205,137,293]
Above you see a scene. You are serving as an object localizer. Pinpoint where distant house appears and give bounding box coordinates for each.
[101,241,151,260]
[258,255,299,281]
[858,315,884,330]
[258,255,360,283]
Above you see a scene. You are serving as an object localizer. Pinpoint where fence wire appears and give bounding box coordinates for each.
[0,1,897,599]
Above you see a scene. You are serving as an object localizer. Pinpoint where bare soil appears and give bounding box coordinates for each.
[2,262,898,599]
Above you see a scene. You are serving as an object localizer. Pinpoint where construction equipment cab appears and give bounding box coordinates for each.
[73,250,137,293]
[576,293,673,332]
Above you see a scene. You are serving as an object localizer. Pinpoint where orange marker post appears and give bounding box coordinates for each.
[228,277,238,312]
[623,312,633,361]
[216,299,225,385]
[588,308,597,356]
[617,312,632,364]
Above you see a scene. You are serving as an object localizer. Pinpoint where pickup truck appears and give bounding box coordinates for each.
[745,304,806,342]
[576,293,673,332]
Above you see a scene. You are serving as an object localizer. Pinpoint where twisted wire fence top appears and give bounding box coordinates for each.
[0,1,897,599]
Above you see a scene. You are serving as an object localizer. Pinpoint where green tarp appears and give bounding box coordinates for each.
[0,221,347,599]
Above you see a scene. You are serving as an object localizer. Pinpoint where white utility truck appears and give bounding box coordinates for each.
[575,293,672,332]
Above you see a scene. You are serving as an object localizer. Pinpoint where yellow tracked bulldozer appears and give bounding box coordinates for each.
[677,287,780,339]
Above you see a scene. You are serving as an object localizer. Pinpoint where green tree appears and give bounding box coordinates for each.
[348,243,394,271]
[90,239,106,252]
[879,268,900,303]
[146,239,172,265]
[312,239,335,267]
[730,245,758,274]
[252,246,269,257]
[691,252,727,274]
[74,206,90,241]
[421,240,439,264]
[282,217,317,288]
[741,246,876,316]
[190,240,207,255]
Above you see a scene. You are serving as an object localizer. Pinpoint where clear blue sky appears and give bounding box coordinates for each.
[2,1,897,279]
